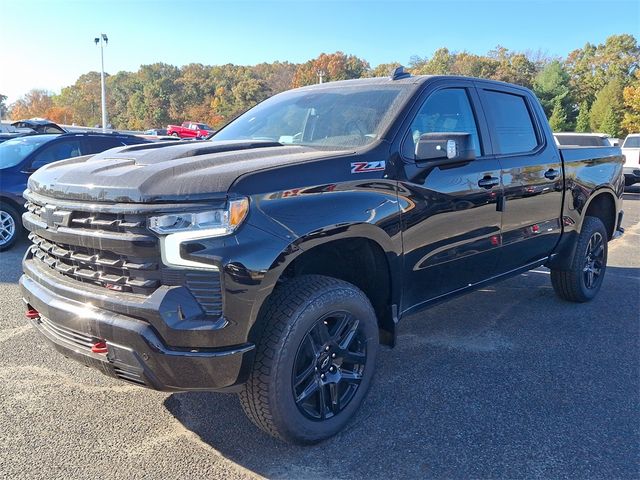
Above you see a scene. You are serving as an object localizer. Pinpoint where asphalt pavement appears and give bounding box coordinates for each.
[1,188,638,480]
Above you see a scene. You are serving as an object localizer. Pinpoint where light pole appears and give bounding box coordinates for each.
[94,34,108,132]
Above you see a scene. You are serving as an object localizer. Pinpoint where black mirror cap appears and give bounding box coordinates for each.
[415,132,476,162]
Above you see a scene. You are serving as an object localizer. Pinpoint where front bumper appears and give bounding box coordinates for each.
[20,271,255,392]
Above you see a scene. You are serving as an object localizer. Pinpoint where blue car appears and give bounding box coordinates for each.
[0,132,149,250]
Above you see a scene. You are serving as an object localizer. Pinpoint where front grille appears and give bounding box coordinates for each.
[24,197,223,317]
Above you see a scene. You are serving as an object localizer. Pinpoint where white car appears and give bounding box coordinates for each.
[621,134,640,186]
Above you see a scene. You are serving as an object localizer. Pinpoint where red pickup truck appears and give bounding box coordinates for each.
[166,121,214,139]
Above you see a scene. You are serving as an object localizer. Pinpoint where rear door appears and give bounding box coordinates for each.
[476,82,563,273]
[399,80,503,311]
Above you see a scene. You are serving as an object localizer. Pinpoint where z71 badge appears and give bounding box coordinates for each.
[350,161,386,174]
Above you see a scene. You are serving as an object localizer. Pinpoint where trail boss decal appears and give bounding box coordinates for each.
[350,161,386,174]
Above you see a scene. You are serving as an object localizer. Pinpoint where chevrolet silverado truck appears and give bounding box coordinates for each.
[20,69,625,444]
[166,121,214,139]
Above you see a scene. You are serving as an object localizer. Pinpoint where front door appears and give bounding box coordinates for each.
[399,83,503,313]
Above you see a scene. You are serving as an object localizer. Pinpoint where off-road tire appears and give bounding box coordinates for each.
[239,275,379,444]
[551,216,608,302]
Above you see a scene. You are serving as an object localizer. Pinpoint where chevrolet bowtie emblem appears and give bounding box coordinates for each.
[41,205,71,228]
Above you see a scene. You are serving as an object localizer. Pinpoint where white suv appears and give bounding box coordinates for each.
[622,134,640,186]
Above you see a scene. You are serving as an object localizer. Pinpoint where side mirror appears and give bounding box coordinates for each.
[415,132,476,163]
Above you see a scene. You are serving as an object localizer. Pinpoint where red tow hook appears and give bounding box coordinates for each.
[91,341,109,354]
[26,308,40,319]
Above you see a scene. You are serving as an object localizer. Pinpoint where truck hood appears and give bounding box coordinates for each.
[28,140,346,203]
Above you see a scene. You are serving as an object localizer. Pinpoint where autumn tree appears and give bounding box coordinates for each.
[369,62,402,78]
[565,34,640,105]
[292,52,370,87]
[622,70,640,133]
[9,89,54,120]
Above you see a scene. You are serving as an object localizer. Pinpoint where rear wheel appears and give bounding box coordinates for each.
[239,275,379,444]
[551,216,608,302]
[0,203,21,251]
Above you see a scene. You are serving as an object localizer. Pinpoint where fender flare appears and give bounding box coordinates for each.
[246,222,402,343]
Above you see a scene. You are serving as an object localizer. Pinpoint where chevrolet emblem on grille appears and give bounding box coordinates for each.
[41,205,71,228]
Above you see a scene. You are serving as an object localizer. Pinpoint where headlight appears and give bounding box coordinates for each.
[149,197,249,270]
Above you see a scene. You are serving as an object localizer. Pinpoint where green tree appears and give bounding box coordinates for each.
[590,79,624,132]
[600,107,621,137]
[549,98,570,131]
[575,102,591,132]
[533,61,571,117]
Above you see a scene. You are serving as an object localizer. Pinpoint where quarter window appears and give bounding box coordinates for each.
[482,90,538,155]
[403,88,481,159]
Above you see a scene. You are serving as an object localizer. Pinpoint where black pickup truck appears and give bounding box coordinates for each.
[20,69,625,444]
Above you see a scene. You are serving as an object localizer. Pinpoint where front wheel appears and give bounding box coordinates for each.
[239,275,379,444]
[550,216,608,302]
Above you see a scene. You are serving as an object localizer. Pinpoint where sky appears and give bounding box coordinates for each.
[0,0,638,104]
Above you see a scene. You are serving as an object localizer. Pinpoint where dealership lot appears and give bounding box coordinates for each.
[0,189,638,480]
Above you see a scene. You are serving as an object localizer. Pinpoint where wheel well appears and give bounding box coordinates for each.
[584,193,616,240]
[279,237,395,345]
[0,196,22,211]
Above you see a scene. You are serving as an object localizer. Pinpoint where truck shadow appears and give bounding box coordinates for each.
[164,265,639,479]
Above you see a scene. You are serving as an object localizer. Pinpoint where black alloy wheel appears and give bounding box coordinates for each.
[583,231,605,289]
[292,311,367,421]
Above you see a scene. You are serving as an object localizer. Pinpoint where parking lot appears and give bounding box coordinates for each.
[0,188,638,480]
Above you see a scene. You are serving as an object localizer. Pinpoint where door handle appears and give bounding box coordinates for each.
[478,176,499,189]
[544,169,560,180]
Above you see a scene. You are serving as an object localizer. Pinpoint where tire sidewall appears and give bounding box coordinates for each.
[270,283,379,443]
[575,217,608,300]
[0,203,21,251]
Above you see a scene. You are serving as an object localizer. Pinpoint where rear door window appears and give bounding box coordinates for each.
[481,90,539,155]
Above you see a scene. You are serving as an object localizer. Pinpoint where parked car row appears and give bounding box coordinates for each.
[0,132,151,250]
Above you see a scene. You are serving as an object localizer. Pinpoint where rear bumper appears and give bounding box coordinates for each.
[20,272,255,392]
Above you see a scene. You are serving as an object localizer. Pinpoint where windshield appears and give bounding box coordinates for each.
[213,84,409,149]
[623,136,640,148]
[0,135,57,169]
